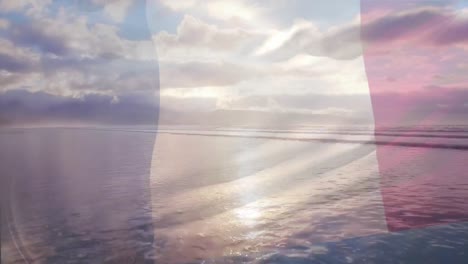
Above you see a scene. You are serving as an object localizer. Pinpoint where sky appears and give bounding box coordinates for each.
[0,0,467,126]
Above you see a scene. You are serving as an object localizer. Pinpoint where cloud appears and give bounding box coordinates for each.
[0,1,158,99]
[3,0,466,127]
[91,0,134,23]
[0,18,9,29]
[155,0,198,11]
[0,40,41,93]
[154,15,369,93]
[154,15,263,60]
[361,7,447,43]
[68,0,134,22]
[0,0,52,15]
[256,19,363,60]
[0,46,158,96]
[159,60,258,88]
[35,57,159,96]
[0,53,35,73]
[261,6,468,61]
[153,15,268,90]
[0,0,159,125]
[9,22,70,56]
[218,93,374,116]
[429,17,468,45]
[3,88,466,126]
[0,89,159,125]
[161,95,217,112]
[6,9,155,60]
[360,5,468,97]
[156,15,247,49]
[370,88,468,125]
[360,5,468,47]
[0,38,39,74]
[157,0,262,24]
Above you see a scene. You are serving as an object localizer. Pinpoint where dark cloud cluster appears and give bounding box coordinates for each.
[361,6,468,46]
[430,18,468,45]
[0,52,35,73]
[361,7,446,42]
[1,87,467,127]
[9,22,70,56]
[0,90,159,126]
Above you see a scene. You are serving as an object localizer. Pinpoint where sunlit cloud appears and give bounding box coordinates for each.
[1,0,466,126]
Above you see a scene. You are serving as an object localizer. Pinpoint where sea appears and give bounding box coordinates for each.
[1,125,467,263]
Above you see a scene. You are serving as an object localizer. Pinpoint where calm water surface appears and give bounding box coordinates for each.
[1,127,467,263]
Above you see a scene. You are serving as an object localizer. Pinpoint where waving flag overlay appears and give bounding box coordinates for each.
[149,1,468,261]
[146,0,468,262]
[1,0,467,263]
[362,0,468,231]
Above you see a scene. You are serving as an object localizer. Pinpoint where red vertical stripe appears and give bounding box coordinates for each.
[361,0,468,231]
